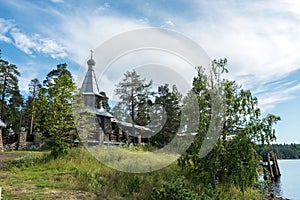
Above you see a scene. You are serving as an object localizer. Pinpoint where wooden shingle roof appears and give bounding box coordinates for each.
[79,57,104,98]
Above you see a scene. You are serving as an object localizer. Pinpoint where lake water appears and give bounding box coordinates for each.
[270,160,300,200]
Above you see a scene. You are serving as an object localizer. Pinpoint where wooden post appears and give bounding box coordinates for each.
[126,131,130,145]
[138,135,142,145]
[98,131,104,145]
[18,128,27,150]
[118,128,122,142]
[0,128,3,151]
[274,152,281,176]
[261,151,281,181]
[272,152,281,178]
[34,133,42,149]
[267,152,274,180]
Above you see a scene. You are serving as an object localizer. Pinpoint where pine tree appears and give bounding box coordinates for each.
[151,84,181,147]
[43,63,72,85]
[35,66,77,157]
[28,78,42,134]
[113,70,154,143]
[114,70,153,125]
[0,57,21,120]
[5,89,23,132]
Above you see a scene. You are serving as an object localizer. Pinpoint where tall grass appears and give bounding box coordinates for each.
[1,147,264,199]
[66,147,181,199]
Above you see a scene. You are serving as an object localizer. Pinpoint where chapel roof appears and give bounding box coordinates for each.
[79,50,104,98]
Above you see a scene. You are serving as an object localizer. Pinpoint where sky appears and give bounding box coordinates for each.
[0,0,300,143]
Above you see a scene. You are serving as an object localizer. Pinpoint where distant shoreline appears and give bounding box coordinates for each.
[259,144,300,159]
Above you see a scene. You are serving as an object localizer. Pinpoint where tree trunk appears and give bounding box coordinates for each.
[1,75,7,120]
[130,87,135,145]
[29,86,37,134]
[0,128,3,151]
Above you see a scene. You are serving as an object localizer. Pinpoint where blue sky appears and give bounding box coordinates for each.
[1,0,300,143]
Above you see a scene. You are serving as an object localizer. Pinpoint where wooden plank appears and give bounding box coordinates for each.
[272,152,281,177]
[260,151,282,180]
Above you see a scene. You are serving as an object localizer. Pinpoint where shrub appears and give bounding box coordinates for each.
[47,138,70,158]
[152,176,199,200]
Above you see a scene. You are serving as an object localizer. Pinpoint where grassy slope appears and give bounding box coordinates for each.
[0,149,95,199]
[0,147,263,200]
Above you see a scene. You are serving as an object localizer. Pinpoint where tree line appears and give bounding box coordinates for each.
[0,50,75,147]
[0,49,26,136]
[258,143,300,159]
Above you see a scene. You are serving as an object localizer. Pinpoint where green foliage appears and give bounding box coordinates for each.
[151,84,181,147]
[43,63,72,85]
[220,134,260,191]
[0,54,21,125]
[5,154,41,168]
[35,65,77,156]
[152,176,200,200]
[99,91,111,112]
[0,148,264,199]
[46,137,70,158]
[113,70,154,126]
[27,78,42,134]
[0,54,281,199]
[5,89,24,132]
[218,184,262,200]
[152,176,225,200]
[259,143,300,159]
[179,59,281,192]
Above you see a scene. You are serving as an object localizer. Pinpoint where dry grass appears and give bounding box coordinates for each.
[87,145,180,173]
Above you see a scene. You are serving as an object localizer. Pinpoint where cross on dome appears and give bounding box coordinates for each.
[90,49,94,59]
[87,49,95,67]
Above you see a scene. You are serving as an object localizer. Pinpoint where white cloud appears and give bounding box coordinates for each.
[96,2,111,12]
[37,37,67,58]
[0,18,67,59]
[55,14,146,66]
[5,1,299,112]
[50,0,64,3]
[163,1,300,112]
[164,20,175,27]
[258,83,300,111]
[10,28,36,54]
[10,28,67,58]
[0,18,14,43]
[104,2,110,8]
[186,5,299,77]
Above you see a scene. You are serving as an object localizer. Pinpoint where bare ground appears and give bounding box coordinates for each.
[0,151,24,167]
